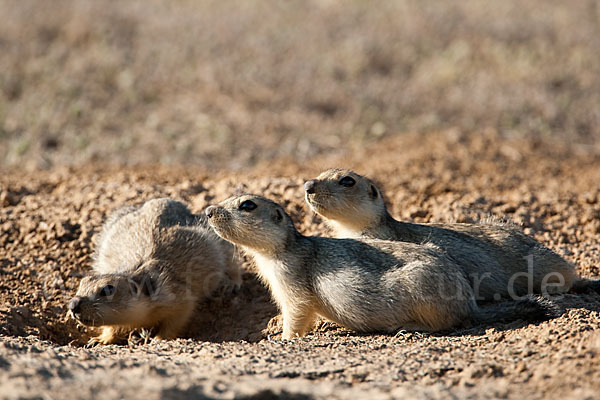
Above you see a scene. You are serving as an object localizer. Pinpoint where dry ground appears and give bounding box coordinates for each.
[1,133,600,399]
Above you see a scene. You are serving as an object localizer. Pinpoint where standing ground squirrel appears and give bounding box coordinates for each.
[304,169,600,299]
[68,198,242,345]
[205,194,558,339]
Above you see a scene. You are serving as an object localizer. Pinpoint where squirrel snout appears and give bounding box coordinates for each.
[68,297,82,314]
[304,180,316,194]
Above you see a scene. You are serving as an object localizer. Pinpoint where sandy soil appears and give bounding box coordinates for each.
[1,133,600,399]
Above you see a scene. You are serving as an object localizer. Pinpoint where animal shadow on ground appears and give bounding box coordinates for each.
[182,273,278,343]
[437,291,600,339]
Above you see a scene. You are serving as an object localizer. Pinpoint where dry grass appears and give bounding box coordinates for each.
[1,0,600,169]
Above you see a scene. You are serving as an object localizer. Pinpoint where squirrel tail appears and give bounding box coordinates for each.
[471,295,561,325]
[570,278,600,294]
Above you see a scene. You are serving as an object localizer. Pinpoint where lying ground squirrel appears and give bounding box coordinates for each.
[304,168,600,299]
[68,198,242,345]
[205,194,558,339]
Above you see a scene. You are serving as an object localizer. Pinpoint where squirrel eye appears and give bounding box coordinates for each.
[339,176,356,187]
[239,200,257,212]
[99,284,115,297]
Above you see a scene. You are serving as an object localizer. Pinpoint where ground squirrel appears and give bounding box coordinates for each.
[304,169,599,299]
[68,198,242,345]
[205,194,557,339]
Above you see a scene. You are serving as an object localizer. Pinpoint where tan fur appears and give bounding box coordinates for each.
[206,195,558,339]
[305,169,587,299]
[69,198,242,344]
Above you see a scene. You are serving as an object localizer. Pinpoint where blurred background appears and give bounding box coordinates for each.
[1,0,599,170]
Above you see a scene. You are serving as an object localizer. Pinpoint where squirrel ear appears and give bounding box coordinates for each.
[369,184,379,199]
[274,209,283,223]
